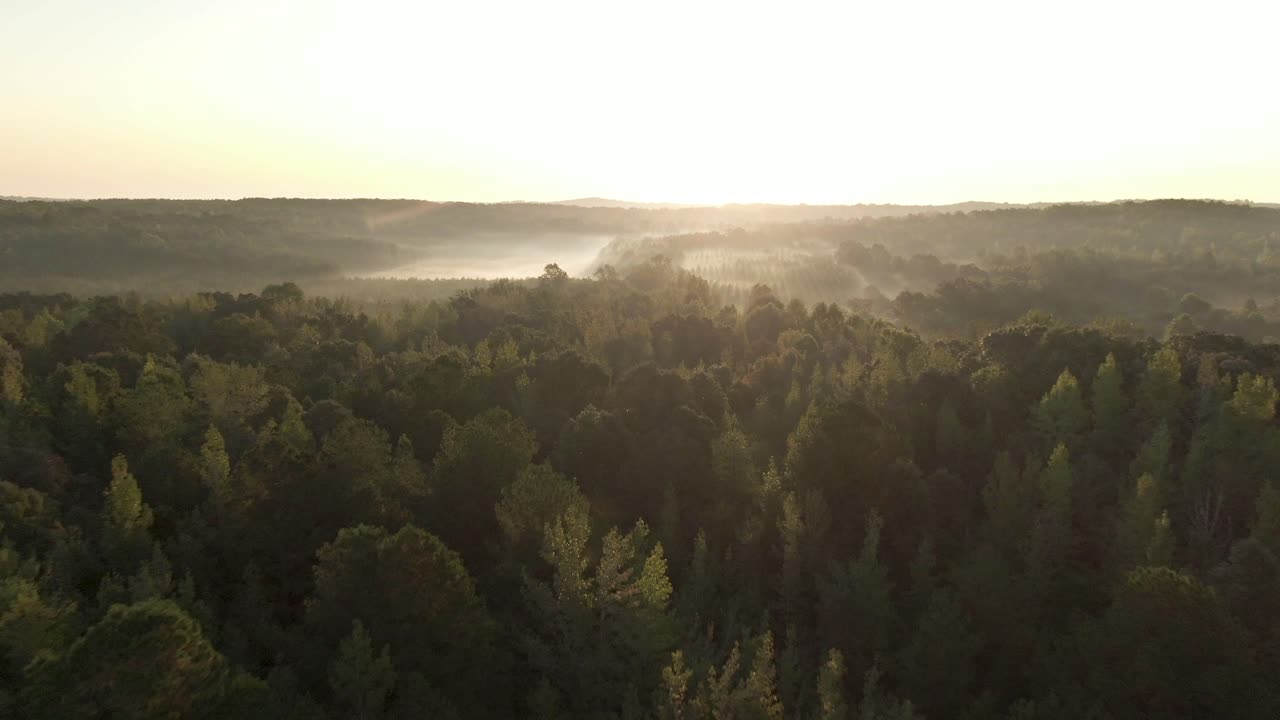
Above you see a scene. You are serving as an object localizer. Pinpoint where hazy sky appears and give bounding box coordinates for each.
[3,0,1278,204]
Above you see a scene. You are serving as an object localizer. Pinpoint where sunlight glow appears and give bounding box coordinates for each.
[2,0,1278,203]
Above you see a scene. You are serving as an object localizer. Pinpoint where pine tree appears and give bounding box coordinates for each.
[524,514,674,717]
[818,511,893,688]
[127,543,174,602]
[815,649,848,720]
[385,434,427,523]
[1164,313,1198,340]
[1025,444,1073,600]
[1035,369,1087,451]
[495,462,587,572]
[0,338,23,407]
[658,651,693,720]
[778,489,830,632]
[278,397,315,455]
[659,481,683,564]
[1251,481,1280,556]
[741,632,784,720]
[982,451,1036,556]
[56,363,109,471]
[896,590,979,716]
[1147,511,1174,568]
[935,400,965,463]
[1116,473,1169,573]
[1137,346,1183,429]
[905,536,937,618]
[1090,353,1128,460]
[858,661,923,720]
[199,426,232,508]
[329,620,396,720]
[19,599,252,719]
[101,455,154,571]
[711,413,757,543]
[1129,422,1172,484]
[700,643,743,719]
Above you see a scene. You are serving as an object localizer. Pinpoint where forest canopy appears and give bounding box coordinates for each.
[0,199,1279,718]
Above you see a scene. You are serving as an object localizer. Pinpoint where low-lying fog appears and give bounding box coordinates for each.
[363,233,612,280]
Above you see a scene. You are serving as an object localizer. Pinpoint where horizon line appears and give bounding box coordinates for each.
[2,195,1275,208]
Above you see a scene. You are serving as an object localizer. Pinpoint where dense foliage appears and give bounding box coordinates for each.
[1,252,1278,718]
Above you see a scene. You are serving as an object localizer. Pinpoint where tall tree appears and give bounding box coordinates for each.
[307,524,496,711]
[1136,346,1183,431]
[329,620,396,720]
[1089,353,1129,461]
[19,599,269,719]
[1034,370,1087,452]
[101,455,154,571]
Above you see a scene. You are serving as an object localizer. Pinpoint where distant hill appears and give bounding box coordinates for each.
[552,197,699,209]
[4,196,1276,295]
[552,197,1045,213]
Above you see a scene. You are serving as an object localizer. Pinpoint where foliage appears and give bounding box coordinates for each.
[0,231,1278,718]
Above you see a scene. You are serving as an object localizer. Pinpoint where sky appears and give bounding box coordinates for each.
[2,0,1278,205]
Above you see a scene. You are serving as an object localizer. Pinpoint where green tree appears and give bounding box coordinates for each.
[329,620,396,720]
[495,462,587,573]
[981,451,1036,556]
[1136,346,1183,429]
[1034,369,1087,451]
[101,455,154,571]
[897,589,980,716]
[307,524,495,710]
[112,356,192,457]
[815,649,848,720]
[199,426,232,510]
[1177,292,1211,315]
[53,362,116,471]
[0,338,23,407]
[1093,568,1264,719]
[1025,444,1074,609]
[430,409,537,563]
[818,511,893,686]
[1164,313,1198,339]
[1130,422,1172,484]
[20,599,265,719]
[1089,353,1128,460]
[658,651,693,720]
[523,508,674,717]
[1251,481,1280,556]
[1115,474,1173,573]
[0,575,79,678]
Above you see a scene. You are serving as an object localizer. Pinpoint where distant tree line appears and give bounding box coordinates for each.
[0,198,1007,295]
[605,201,1280,341]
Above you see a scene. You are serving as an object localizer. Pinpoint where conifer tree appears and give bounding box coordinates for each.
[815,649,848,720]
[1090,353,1128,460]
[658,651,693,720]
[199,426,232,508]
[329,620,396,720]
[1251,481,1280,556]
[101,455,154,571]
[1034,370,1087,451]
[1137,346,1183,429]
[818,511,893,686]
[741,631,785,720]
[1025,444,1073,601]
[1116,474,1171,573]
[982,451,1035,556]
